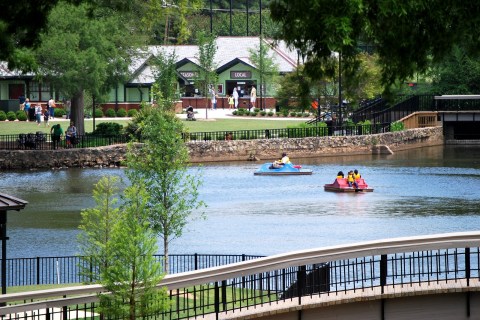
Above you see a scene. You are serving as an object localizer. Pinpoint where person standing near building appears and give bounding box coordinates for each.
[232,87,239,109]
[19,95,26,111]
[24,98,31,121]
[48,97,56,119]
[209,86,217,110]
[227,94,234,109]
[250,85,257,110]
[35,104,43,126]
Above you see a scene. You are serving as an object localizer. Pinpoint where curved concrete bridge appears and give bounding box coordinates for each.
[2,231,480,320]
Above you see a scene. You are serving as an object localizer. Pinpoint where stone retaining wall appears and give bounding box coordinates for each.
[186,127,444,162]
[0,127,444,170]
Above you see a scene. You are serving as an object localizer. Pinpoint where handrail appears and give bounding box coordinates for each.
[157,231,480,289]
[1,230,479,308]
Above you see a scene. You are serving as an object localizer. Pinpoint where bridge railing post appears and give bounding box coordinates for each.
[380,254,387,294]
[297,265,306,305]
[465,247,470,286]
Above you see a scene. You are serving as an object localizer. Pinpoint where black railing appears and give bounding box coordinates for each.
[2,254,263,287]
[2,233,480,320]
[352,95,438,123]
[0,133,129,150]
[183,123,392,142]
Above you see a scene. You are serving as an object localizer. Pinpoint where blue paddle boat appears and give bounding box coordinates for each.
[254,163,313,176]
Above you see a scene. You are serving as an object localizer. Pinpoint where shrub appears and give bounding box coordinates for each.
[16,110,27,121]
[0,111,6,121]
[303,112,310,117]
[105,108,116,117]
[250,112,257,117]
[116,108,127,117]
[260,111,267,116]
[281,109,290,117]
[232,110,238,115]
[290,112,297,117]
[267,111,274,117]
[94,109,104,118]
[6,111,16,121]
[92,122,124,136]
[357,120,372,134]
[236,108,246,116]
[391,121,405,132]
[54,108,66,117]
[127,109,138,117]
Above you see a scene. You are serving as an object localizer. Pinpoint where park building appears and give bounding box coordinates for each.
[0,36,298,114]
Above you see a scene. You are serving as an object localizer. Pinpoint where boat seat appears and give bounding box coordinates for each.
[335,178,349,187]
[356,179,368,188]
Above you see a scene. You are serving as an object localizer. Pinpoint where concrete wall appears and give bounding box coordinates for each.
[0,127,444,170]
[259,292,480,320]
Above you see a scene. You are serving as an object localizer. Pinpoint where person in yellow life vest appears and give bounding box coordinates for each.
[272,152,290,168]
[347,170,358,188]
[353,169,361,180]
[336,171,344,179]
[280,152,291,164]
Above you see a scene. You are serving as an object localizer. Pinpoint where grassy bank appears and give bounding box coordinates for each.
[0,118,307,135]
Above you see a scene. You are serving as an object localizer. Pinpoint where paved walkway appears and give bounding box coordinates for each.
[178,108,307,121]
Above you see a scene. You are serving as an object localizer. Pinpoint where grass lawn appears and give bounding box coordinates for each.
[0,117,307,135]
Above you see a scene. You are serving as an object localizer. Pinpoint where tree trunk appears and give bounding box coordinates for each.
[164,237,169,274]
[71,91,85,135]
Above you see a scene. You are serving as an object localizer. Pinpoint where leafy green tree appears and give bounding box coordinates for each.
[151,52,180,105]
[78,176,169,319]
[429,45,480,95]
[35,2,137,135]
[269,0,480,89]
[126,102,205,273]
[248,37,280,109]
[78,176,122,283]
[195,31,218,118]
[100,183,168,320]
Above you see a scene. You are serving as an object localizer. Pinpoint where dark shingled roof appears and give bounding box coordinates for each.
[0,193,28,211]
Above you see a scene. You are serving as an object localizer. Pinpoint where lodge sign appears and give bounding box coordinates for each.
[230,71,252,79]
[179,71,198,79]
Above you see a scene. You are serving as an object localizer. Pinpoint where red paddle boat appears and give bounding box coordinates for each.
[324,178,374,192]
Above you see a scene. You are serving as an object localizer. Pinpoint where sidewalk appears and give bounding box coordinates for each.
[177,108,307,121]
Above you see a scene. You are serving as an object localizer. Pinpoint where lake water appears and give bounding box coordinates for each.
[2,145,480,258]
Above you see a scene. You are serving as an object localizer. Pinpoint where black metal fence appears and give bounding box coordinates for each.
[162,247,479,319]
[0,133,129,150]
[0,123,392,150]
[182,123,392,142]
[3,254,263,287]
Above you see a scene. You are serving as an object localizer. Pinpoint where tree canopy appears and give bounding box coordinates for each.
[35,2,139,134]
[270,0,480,89]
